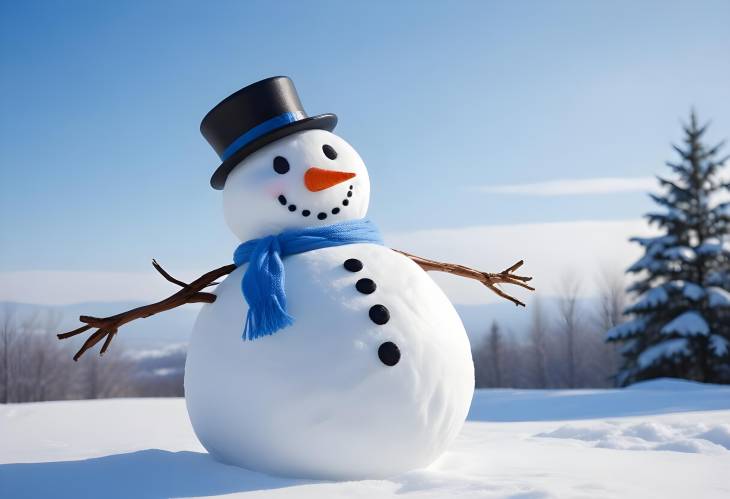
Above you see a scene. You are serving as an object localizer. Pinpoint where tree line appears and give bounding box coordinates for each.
[473,270,624,388]
[0,306,184,403]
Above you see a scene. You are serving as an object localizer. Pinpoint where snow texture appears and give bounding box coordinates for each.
[537,421,730,454]
[631,235,677,247]
[662,246,695,262]
[707,286,730,307]
[660,311,710,337]
[681,282,705,301]
[709,335,730,356]
[2,379,730,499]
[696,237,730,256]
[638,338,689,368]
[605,316,648,341]
[626,234,683,273]
[625,286,668,312]
[627,253,662,273]
[707,270,729,287]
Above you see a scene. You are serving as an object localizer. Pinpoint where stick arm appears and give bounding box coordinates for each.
[57,262,237,361]
[392,249,534,307]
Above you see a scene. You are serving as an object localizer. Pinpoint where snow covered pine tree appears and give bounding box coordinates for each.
[607,112,730,385]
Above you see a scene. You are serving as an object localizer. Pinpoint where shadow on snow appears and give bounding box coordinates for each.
[0,449,312,499]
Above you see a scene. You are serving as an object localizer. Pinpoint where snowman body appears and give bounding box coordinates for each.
[185,243,473,479]
[184,127,474,479]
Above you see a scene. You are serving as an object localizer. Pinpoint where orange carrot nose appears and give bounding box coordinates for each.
[304,167,356,192]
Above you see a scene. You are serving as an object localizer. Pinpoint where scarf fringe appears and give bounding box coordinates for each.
[243,297,295,341]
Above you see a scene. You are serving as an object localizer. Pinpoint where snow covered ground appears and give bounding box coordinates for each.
[1,379,729,499]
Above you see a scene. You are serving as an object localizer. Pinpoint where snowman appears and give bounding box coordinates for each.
[58,76,533,480]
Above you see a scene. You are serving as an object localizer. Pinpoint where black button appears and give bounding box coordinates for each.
[378,341,400,366]
[344,258,363,272]
[369,304,390,325]
[356,278,376,294]
[278,195,287,205]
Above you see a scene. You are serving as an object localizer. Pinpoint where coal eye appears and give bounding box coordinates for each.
[273,156,290,174]
[322,144,337,160]
[378,341,400,366]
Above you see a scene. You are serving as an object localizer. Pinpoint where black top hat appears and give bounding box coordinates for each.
[201,76,337,190]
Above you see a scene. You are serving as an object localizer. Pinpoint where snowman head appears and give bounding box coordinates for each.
[222,129,370,241]
[200,77,370,241]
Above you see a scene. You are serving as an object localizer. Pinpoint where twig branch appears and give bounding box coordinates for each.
[151,259,189,288]
[58,263,236,361]
[152,259,220,288]
[394,249,534,307]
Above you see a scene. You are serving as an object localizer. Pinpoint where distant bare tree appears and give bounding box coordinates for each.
[472,328,490,388]
[507,335,536,388]
[557,275,582,388]
[488,321,503,387]
[596,266,626,332]
[473,320,506,388]
[27,311,65,401]
[7,311,72,402]
[78,348,136,399]
[0,305,16,403]
[0,306,145,403]
[7,313,38,402]
[528,297,549,388]
[592,266,626,386]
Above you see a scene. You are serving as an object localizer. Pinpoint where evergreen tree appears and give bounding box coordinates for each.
[607,111,730,385]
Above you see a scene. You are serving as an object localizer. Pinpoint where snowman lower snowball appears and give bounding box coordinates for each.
[58,76,533,481]
[187,244,473,479]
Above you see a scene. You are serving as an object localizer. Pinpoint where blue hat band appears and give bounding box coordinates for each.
[220,111,306,161]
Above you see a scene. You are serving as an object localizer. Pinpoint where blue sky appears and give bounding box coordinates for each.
[1,1,729,301]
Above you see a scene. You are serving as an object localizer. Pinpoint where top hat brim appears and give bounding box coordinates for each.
[210,113,337,190]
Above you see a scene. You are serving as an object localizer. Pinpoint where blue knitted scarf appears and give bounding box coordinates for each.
[233,218,383,340]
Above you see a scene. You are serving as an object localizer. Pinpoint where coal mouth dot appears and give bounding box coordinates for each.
[276,185,355,219]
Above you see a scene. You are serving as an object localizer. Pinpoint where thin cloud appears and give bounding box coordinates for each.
[475,177,657,196]
[386,218,656,305]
